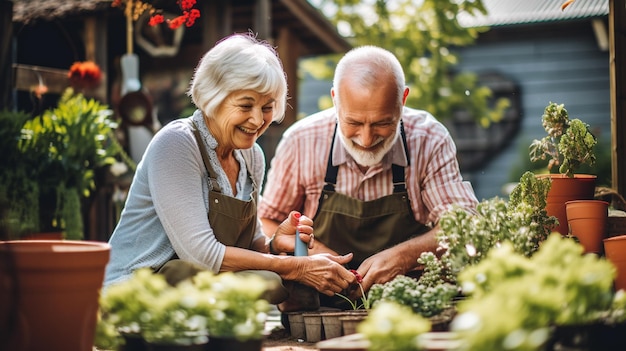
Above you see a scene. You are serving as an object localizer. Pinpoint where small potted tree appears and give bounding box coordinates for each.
[528,101,598,235]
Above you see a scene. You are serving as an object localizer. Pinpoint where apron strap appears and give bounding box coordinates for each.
[323,120,409,194]
[191,120,222,193]
[393,120,409,193]
[323,126,339,192]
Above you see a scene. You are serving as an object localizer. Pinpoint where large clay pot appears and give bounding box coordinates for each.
[566,200,609,254]
[538,174,597,236]
[0,240,110,351]
[604,234,626,291]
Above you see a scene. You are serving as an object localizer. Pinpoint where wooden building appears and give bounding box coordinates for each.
[4,0,351,241]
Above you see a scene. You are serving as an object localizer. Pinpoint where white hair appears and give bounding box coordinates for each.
[333,46,405,113]
[188,33,288,122]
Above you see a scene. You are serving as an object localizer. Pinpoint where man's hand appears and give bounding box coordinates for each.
[354,227,440,293]
[353,248,410,293]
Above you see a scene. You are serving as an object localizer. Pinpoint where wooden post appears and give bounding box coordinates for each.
[254,0,271,40]
[610,0,626,197]
[126,0,134,54]
[0,0,13,110]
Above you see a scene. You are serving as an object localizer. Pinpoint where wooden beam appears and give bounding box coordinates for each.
[276,26,299,126]
[13,64,108,102]
[13,64,69,95]
[610,0,626,196]
[278,0,351,53]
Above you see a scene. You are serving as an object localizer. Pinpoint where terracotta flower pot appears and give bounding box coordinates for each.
[604,234,626,291]
[566,200,609,254]
[0,240,110,351]
[538,174,597,236]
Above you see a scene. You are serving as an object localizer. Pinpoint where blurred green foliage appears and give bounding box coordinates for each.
[300,0,509,124]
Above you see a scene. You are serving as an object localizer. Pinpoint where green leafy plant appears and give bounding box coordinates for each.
[10,88,133,239]
[0,109,39,236]
[191,271,270,341]
[437,171,557,284]
[452,233,617,351]
[529,102,597,177]
[368,273,457,319]
[358,301,431,351]
[506,171,558,256]
[95,269,270,349]
[335,269,371,310]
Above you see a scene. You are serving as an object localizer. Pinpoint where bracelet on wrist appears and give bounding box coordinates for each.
[268,234,279,255]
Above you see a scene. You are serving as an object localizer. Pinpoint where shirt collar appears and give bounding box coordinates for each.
[192,109,219,150]
[331,122,408,168]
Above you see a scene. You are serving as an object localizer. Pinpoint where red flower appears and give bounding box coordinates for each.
[148,14,164,26]
[68,61,102,90]
[178,0,196,11]
[167,15,187,29]
[111,1,201,30]
[350,269,363,284]
[185,9,200,27]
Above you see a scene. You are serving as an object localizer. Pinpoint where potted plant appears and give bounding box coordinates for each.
[0,240,111,351]
[529,101,598,235]
[95,269,270,351]
[357,172,556,336]
[367,254,458,322]
[7,87,132,240]
[451,233,623,351]
[437,171,556,281]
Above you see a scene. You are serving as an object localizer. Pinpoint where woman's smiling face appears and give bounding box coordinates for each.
[209,90,275,152]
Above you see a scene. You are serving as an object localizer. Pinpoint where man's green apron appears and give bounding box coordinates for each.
[314,122,429,307]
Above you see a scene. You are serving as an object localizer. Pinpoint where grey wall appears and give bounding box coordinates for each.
[454,20,610,200]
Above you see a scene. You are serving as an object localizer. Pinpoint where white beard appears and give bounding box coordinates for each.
[337,122,399,167]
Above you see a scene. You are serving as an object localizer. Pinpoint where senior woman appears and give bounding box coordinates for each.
[104,33,356,303]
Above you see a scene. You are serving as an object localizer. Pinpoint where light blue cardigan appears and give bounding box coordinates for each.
[104,110,265,288]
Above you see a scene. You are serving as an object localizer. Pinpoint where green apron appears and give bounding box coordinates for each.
[314,122,429,308]
[314,122,430,269]
[157,121,287,304]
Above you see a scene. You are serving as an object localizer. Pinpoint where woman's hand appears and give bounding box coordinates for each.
[270,211,314,254]
[285,253,356,296]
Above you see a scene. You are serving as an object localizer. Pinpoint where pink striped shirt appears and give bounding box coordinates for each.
[258,107,478,226]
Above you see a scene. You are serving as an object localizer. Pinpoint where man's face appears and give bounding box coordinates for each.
[333,79,401,167]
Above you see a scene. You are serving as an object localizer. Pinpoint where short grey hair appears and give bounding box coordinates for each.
[333,46,405,113]
[188,33,288,123]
